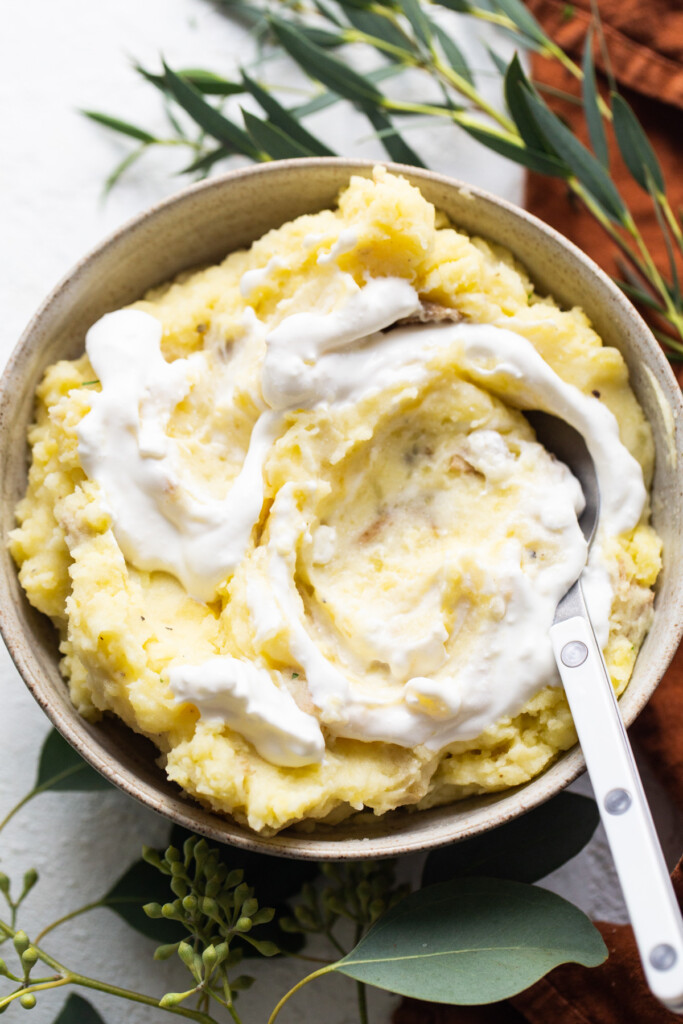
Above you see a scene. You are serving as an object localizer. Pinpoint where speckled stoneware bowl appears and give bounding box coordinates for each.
[1,159,682,860]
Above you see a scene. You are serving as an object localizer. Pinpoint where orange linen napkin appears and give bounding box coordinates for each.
[393,3,683,1021]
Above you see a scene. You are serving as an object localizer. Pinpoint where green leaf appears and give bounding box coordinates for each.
[611,91,665,193]
[486,45,509,77]
[522,85,627,221]
[270,16,384,105]
[292,64,404,119]
[344,6,409,55]
[362,105,426,166]
[81,110,158,144]
[422,793,600,887]
[492,0,550,47]
[432,23,475,86]
[102,859,185,944]
[400,0,433,50]
[161,62,261,160]
[581,30,608,167]
[459,120,569,177]
[35,729,112,793]
[241,72,336,156]
[180,146,231,176]
[294,24,347,49]
[242,110,312,159]
[103,146,149,196]
[333,878,607,1003]
[176,68,244,96]
[431,0,473,13]
[504,53,551,153]
[52,994,106,1024]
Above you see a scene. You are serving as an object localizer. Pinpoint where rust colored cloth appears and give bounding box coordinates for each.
[394,3,683,1022]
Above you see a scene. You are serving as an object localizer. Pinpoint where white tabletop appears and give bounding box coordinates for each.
[2,2,682,1021]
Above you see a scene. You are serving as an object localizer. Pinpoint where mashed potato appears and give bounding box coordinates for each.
[10,168,661,833]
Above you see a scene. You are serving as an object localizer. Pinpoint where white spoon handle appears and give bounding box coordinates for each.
[550,608,683,1013]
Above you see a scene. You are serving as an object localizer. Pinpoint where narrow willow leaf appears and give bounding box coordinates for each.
[362,105,426,166]
[292,64,404,119]
[432,23,475,87]
[176,68,245,95]
[459,120,568,177]
[81,110,158,144]
[647,169,681,305]
[431,0,474,13]
[242,109,313,158]
[313,0,345,27]
[523,86,627,221]
[296,24,347,49]
[422,793,600,887]
[241,72,336,156]
[180,146,230,176]
[401,0,434,50]
[162,62,261,160]
[486,45,509,76]
[344,5,409,54]
[103,145,149,196]
[103,859,185,943]
[215,0,267,29]
[611,91,665,193]
[52,994,106,1024]
[270,16,384,105]
[616,278,666,313]
[504,53,550,153]
[35,729,112,793]
[581,29,608,167]
[334,878,607,1003]
[493,0,550,47]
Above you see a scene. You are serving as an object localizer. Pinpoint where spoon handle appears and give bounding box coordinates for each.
[550,590,683,1013]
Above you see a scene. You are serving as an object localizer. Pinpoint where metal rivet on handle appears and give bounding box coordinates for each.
[604,788,632,815]
[650,944,677,971]
[561,640,588,667]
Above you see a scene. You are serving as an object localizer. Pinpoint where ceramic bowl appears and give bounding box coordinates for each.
[1,159,682,860]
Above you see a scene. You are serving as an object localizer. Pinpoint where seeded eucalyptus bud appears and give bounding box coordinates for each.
[301,883,317,909]
[0,874,10,895]
[233,883,250,906]
[19,994,36,1010]
[170,877,188,899]
[143,902,163,919]
[231,974,255,991]
[154,943,180,961]
[225,869,243,889]
[213,941,229,966]
[234,916,252,933]
[21,870,38,897]
[142,845,163,869]
[251,907,275,926]
[182,894,197,913]
[21,947,38,967]
[182,835,198,864]
[205,877,221,899]
[321,863,341,882]
[159,992,191,1008]
[202,944,217,970]
[165,846,181,864]
[177,941,195,969]
[369,898,386,922]
[278,917,299,934]
[240,897,257,918]
[294,905,317,929]
[326,895,347,917]
[200,896,219,919]
[161,901,181,919]
[13,932,29,957]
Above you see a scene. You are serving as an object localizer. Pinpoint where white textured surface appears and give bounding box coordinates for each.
[1,2,681,1022]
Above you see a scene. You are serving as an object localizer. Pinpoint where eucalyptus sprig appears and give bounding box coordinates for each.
[0,728,606,1023]
[84,0,683,362]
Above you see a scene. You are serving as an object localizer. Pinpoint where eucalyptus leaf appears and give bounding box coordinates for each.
[270,16,385,105]
[581,29,608,167]
[242,110,313,158]
[492,0,549,47]
[313,0,345,28]
[459,120,568,177]
[433,23,475,87]
[522,85,627,222]
[333,878,607,1003]
[486,45,509,77]
[176,68,245,95]
[296,24,347,49]
[422,793,600,886]
[291,64,404,119]
[81,110,158,144]
[362,105,426,166]
[35,729,112,793]
[504,53,551,153]
[241,72,336,156]
[344,6,409,55]
[162,62,261,160]
[611,91,665,194]
[102,858,185,944]
[400,0,434,50]
[52,994,106,1024]
[431,0,473,13]
[180,146,231,176]
[103,146,149,196]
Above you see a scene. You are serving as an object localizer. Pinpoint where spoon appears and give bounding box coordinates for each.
[528,411,683,1013]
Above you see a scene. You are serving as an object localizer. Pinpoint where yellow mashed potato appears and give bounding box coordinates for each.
[10,169,661,833]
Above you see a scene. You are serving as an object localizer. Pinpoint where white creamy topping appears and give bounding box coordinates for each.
[168,657,324,767]
[77,310,281,603]
[77,279,648,765]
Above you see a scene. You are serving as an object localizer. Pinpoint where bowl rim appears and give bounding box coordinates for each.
[2,156,682,860]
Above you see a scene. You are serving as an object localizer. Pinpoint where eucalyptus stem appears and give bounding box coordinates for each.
[267,964,336,1024]
[33,900,104,945]
[0,918,219,1023]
